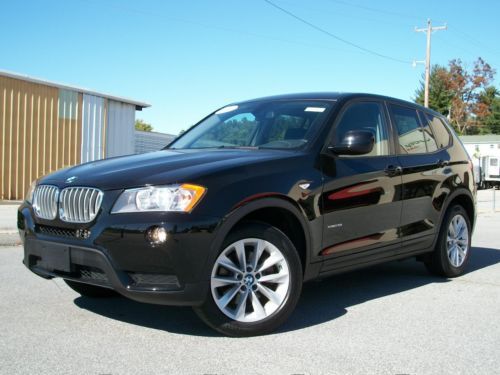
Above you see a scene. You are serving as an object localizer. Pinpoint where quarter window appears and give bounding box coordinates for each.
[426,114,451,149]
[390,105,427,154]
[333,102,389,157]
[418,111,438,152]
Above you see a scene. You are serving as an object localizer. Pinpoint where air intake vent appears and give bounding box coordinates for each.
[59,187,103,223]
[33,185,59,220]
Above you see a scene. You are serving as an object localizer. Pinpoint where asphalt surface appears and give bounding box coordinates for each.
[0,203,21,246]
[1,215,499,374]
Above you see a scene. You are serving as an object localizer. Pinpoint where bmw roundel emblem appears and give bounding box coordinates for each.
[65,176,78,183]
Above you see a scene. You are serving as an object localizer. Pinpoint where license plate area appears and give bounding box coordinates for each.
[37,242,71,272]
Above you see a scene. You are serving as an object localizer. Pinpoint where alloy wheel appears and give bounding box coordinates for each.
[446,214,469,267]
[210,238,291,323]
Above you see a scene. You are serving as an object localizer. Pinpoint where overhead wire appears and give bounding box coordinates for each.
[75,0,373,57]
[263,0,412,64]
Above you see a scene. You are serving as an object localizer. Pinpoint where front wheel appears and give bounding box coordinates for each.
[194,222,303,337]
[425,205,472,277]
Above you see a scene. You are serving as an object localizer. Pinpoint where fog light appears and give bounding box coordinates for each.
[146,226,167,245]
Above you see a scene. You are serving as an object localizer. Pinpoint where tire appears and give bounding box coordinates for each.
[425,204,471,277]
[194,222,303,337]
[64,279,117,298]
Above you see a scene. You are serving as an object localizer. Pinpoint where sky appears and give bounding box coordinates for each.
[2,0,499,135]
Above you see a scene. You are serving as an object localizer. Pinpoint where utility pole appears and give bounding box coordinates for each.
[414,19,447,107]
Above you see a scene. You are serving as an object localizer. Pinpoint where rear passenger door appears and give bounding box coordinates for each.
[388,103,451,252]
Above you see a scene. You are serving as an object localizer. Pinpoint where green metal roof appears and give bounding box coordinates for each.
[459,135,500,144]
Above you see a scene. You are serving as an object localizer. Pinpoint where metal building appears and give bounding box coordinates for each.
[460,135,500,161]
[135,130,176,154]
[0,70,150,200]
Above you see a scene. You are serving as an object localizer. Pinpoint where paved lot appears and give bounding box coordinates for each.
[0,202,21,246]
[1,214,499,374]
[476,188,500,212]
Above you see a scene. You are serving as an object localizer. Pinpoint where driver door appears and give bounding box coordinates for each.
[319,100,403,272]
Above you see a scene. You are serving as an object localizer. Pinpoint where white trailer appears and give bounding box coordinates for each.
[478,155,500,189]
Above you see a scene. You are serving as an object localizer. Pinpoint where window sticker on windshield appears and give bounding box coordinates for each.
[304,107,326,112]
[215,105,239,114]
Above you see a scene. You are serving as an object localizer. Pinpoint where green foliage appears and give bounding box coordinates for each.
[267,115,305,142]
[195,113,307,146]
[477,87,500,134]
[200,116,258,146]
[135,119,153,132]
[414,58,499,134]
[415,65,453,116]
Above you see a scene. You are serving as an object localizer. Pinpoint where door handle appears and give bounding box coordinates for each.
[385,165,402,176]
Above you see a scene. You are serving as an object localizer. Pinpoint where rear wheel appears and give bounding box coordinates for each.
[64,279,117,298]
[425,204,471,277]
[194,222,302,337]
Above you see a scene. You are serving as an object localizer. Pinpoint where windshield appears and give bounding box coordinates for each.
[168,100,333,150]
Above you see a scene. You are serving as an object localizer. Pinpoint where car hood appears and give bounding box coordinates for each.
[40,148,302,190]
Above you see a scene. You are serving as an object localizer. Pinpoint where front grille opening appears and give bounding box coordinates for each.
[77,266,109,284]
[36,225,91,240]
[33,185,59,220]
[59,187,103,223]
[37,225,77,239]
[28,254,41,268]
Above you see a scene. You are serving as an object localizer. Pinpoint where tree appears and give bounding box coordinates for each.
[415,65,453,116]
[135,119,153,132]
[415,58,497,134]
[477,87,500,134]
[445,58,495,134]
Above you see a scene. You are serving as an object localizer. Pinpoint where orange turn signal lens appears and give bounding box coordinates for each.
[179,184,207,212]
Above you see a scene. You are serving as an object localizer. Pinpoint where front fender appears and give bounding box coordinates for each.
[203,197,320,284]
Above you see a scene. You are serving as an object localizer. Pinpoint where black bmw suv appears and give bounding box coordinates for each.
[19,93,476,336]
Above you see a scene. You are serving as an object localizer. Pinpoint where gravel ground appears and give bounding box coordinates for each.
[0,214,499,375]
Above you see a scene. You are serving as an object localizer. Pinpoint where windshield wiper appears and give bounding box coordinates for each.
[217,145,259,150]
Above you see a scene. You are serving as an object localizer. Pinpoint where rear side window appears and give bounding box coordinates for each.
[333,101,389,157]
[425,113,451,149]
[389,104,427,154]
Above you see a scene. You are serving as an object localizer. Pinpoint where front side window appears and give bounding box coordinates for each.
[390,104,427,154]
[168,101,333,150]
[333,102,389,157]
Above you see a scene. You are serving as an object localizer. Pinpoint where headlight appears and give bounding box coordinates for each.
[25,180,37,204]
[111,184,206,213]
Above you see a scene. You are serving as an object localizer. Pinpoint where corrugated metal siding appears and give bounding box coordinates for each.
[106,100,135,157]
[0,76,82,200]
[135,130,175,154]
[81,94,106,163]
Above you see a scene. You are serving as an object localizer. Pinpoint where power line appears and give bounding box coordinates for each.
[274,0,413,28]
[263,0,411,64]
[326,0,425,22]
[447,26,500,57]
[75,0,375,58]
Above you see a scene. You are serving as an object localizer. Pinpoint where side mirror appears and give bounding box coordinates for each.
[329,130,375,156]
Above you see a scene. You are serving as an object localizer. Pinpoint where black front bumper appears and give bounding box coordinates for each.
[19,204,222,306]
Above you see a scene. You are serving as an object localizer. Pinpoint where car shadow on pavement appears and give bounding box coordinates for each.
[74,246,500,337]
